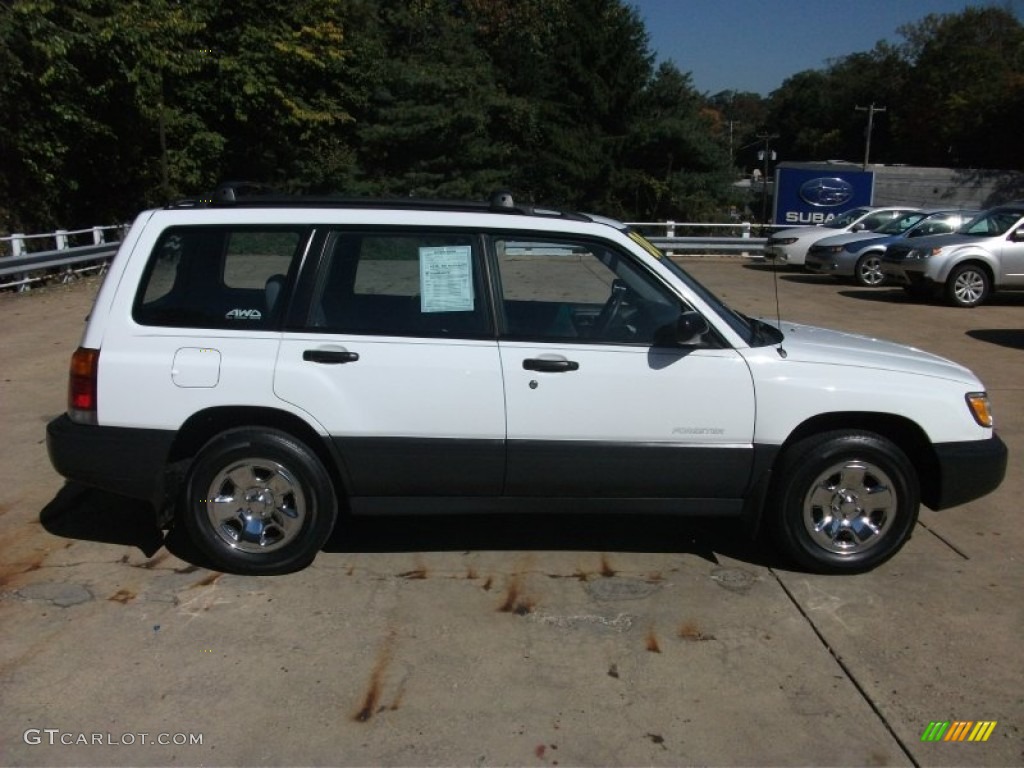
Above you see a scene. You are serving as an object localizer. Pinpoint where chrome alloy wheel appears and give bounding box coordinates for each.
[857,255,885,286]
[951,268,987,305]
[802,459,896,555]
[204,458,306,553]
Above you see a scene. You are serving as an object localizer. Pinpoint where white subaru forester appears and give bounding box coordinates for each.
[47,189,1007,575]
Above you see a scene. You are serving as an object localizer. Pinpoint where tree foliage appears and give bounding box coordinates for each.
[1,2,1022,233]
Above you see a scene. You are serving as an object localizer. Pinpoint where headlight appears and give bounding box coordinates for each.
[772,237,798,246]
[910,247,944,259]
[966,392,994,427]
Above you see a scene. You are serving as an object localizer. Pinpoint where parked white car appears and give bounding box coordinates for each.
[46,187,1007,575]
[765,206,920,266]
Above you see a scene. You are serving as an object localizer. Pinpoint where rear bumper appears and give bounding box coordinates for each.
[46,414,175,503]
[929,434,1008,510]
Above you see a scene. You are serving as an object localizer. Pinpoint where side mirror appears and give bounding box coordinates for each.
[851,223,865,232]
[673,310,709,346]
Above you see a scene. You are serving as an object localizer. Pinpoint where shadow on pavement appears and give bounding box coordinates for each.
[40,483,165,557]
[322,510,783,569]
[39,484,784,571]
[836,288,918,303]
[967,328,1024,350]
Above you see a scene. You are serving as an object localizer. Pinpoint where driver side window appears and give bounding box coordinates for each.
[493,237,682,344]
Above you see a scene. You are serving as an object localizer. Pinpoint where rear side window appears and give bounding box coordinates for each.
[308,231,491,338]
[134,226,309,329]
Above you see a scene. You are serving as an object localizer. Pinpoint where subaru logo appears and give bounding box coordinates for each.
[799,177,854,207]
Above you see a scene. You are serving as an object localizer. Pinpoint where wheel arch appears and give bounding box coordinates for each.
[164,406,348,516]
[940,255,994,284]
[776,412,941,509]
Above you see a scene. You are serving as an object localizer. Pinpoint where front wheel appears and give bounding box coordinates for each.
[854,253,886,287]
[771,431,919,573]
[945,263,990,307]
[183,428,337,574]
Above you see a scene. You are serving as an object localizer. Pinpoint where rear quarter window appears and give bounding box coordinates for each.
[133,226,309,329]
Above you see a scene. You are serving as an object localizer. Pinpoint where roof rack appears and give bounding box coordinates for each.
[167,183,591,222]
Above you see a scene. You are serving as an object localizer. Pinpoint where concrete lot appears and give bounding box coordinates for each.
[0,259,1021,767]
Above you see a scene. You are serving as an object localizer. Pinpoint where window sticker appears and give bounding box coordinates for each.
[419,245,474,313]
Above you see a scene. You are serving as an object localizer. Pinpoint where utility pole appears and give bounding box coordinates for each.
[728,120,741,166]
[757,133,779,226]
[855,103,886,170]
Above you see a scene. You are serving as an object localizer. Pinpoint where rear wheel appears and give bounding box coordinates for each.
[772,431,919,573]
[854,252,885,286]
[184,428,337,574]
[946,263,990,307]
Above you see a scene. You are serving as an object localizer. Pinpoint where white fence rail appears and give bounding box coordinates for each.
[0,219,782,292]
[626,221,776,254]
[0,225,126,290]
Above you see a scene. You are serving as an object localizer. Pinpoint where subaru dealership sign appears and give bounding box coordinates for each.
[773,165,874,225]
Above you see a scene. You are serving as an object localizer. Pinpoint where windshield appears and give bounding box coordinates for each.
[628,231,778,346]
[959,209,1024,236]
[823,207,872,229]
[875,213,926,235]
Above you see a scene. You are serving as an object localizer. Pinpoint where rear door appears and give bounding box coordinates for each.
[273,229,506,503]
[493,234,756,508]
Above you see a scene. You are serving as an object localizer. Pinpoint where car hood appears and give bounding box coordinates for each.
[812,230,885,248]
[896,232,998,250]
[765,321,977,384]
[773,225,847,241]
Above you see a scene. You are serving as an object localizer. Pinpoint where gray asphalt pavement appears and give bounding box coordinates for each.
[0,259,1021,766]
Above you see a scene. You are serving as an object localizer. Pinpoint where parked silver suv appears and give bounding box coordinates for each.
[882,204,1024,306]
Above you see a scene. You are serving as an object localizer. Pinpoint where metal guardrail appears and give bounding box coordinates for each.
[648,236,768,254]
[626,221,774,255]
[1,225,125,290]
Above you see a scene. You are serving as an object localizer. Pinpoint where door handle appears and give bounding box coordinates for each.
[303,349,359,364]
[523,358,579,372]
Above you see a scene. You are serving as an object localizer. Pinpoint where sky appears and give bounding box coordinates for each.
[629,0,1020,96]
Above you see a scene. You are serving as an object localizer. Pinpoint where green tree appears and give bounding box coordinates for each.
[891,7,1024,167]
[193,0,361,192]
[619,63,734,220]
[347,0,517,198]
[465,0,655,211]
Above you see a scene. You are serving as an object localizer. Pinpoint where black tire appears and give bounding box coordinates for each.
[771,431,919,573]
[945,263,990,307]
[854,252,886,287]
[183,428,337,575]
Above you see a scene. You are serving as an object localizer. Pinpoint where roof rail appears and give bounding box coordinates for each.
[167,184,591,221]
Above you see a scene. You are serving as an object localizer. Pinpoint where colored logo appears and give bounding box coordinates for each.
[920,721,997,742]
[798,177,854,207]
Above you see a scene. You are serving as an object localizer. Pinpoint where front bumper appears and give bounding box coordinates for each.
[928,433,1008,510]
[47,414,176,504]
[805,252,855,276]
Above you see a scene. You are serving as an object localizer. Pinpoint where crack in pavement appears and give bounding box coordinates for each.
[769,568,920,768]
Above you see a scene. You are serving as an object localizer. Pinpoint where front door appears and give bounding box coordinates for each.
[493,235,756,506]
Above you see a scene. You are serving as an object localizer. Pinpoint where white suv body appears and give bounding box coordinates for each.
[47,192,1007,575]
[765,206,920,266]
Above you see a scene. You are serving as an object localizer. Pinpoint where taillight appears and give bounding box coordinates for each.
[68,347,99,424]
